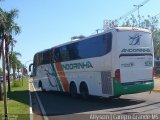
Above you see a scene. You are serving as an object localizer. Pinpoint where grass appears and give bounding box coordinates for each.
[0,78,30,120]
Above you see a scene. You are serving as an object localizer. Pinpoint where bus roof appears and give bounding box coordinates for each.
[35,27,151,55]
[114,27,151,33]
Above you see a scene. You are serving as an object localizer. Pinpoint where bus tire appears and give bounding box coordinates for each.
[109,95,121,99]
[80,82,89,99]
[69,82,77,98]
[38,81,46,92]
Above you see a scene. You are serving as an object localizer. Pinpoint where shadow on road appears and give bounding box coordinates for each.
[7,90,29,106]
[34,91,145,116]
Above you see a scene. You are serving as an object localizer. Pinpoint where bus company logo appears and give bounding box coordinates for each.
[121,62,134,67]
[129,33,142,45]
[121,48,151,53]
[62,61,93,70]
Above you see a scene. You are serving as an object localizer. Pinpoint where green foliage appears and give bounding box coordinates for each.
[0,78,29,119]
[10,52,22,79]
[0,68,2,75]
[153,30,160,57]
[0,6,21,93]
[10,52,21,69]
[121,15,159,31]
[12,80,21,87]
[23,66,28,75]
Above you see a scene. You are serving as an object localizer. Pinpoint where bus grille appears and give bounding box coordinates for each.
[101,72,112,95]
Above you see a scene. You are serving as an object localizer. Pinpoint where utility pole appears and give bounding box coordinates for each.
[133,4,143,27]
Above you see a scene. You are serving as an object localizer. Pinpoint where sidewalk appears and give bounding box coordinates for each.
[153,77,160,92]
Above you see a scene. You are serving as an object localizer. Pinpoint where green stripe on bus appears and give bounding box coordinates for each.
[51,63,63,91]
[113,79,154,96]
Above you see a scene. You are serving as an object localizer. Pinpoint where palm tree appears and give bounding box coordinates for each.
[1,9,21,92]
[0,8,20,119]
[22,66,28,76]
[0,8,5,100]
[0,8,8,119]
[9,52,21,80]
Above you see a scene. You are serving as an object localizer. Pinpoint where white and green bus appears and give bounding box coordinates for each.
[30,27,154,98]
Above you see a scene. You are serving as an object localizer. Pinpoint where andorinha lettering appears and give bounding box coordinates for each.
[121,48,151,53]
[62,61,93,70]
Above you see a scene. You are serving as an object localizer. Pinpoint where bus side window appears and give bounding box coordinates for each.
[42,50,52,64]
[59,46,70,61]
[105,32,112,53]
[54,48,61,62]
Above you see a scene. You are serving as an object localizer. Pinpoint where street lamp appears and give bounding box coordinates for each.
[133,4,143,27]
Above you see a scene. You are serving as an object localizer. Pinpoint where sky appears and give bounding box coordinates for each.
[0,0,160,67]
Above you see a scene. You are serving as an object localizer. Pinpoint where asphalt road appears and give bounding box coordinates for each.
[30,82,160,120]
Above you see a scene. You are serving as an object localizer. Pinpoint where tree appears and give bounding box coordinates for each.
[0,68,2,76]
[0,9,21,92]
[0,1,9,119]
[0,67,2,100]
[6,9,21,92]
[0,8,8,119]
[152,30,160,58]
[22,66,28,76]
[9,51,21,79]
[16,59,22,79]
[121,15,159,31]
[0,6,20,119]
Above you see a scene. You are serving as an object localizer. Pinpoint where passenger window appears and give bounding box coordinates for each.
[59,46,70,61]
[54,48,61,62]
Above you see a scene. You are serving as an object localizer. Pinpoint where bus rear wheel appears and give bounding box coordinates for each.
[80,82,89,99]
[109,95,121,99]
[69,82,77,97]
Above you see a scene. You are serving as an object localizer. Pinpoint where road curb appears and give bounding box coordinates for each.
[153,77,160,92]
[31,81,48,120]
[153,89,160,92]
[29,80,33,120]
